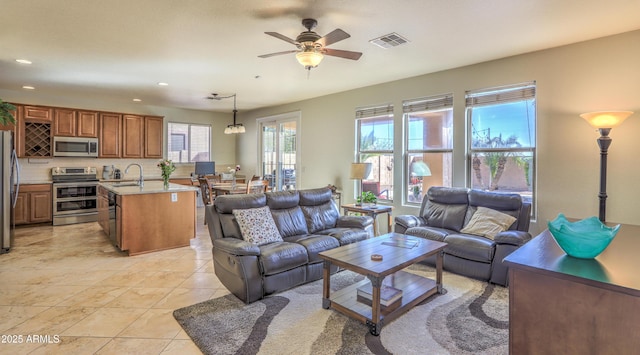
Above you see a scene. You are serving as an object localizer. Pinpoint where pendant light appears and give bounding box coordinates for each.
[224,94,245,134]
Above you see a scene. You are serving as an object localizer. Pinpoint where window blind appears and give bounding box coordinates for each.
[465,81,536,107]
[355,104,394,119]
[403,94,453,113]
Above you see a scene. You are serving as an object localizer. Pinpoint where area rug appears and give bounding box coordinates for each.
[173,264,508,355]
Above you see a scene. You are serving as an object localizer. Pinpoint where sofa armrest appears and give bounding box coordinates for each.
[394,215,426,230]
[336,215,374,229]
[213,238,261,256]
[494,230,532,246]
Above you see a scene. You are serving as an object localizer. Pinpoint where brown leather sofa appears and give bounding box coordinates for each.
[394,186,532,286]
[206,187,374,303]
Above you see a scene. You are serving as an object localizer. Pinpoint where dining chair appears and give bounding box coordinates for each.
[246,178,269,194]
[198,177,214,224]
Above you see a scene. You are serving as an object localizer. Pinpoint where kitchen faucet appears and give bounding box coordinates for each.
[125,163,144,187]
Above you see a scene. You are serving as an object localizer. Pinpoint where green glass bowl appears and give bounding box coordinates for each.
[547,214,620,259]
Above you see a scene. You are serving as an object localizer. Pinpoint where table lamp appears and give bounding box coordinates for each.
[350,162,372,203]
[580,110,633,222]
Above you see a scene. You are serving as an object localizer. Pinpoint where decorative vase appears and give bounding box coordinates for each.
[163,177,170,189]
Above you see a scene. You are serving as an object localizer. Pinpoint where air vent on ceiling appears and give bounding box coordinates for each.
[369,32,410,49]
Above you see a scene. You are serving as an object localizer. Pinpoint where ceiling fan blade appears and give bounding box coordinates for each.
[317,29,350,47]
[323,48,362,60]
[258,50,299,58]
[264,32,298,45]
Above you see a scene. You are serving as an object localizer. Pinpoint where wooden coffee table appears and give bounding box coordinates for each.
[319,232,446,335]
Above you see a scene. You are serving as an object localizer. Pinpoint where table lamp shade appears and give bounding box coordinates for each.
[350,163,372,180]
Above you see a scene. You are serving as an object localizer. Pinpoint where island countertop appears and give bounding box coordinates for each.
[99,181,198,195]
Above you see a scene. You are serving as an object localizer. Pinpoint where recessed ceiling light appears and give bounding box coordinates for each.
[133,98,142,102]
[22,85,35,90]
[157,82,169,86]
[16,59,32,64]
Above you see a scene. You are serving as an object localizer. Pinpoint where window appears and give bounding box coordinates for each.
[356,105,394,201]
[466,82,536,210]
[403,94,453,204]
[167,122,211,162]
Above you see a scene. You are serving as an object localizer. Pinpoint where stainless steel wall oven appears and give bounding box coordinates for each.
[52,167,99,226]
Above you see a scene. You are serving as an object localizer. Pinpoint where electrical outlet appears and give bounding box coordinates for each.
[171,193,178,202]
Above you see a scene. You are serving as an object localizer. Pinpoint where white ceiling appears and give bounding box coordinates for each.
[2,0,639,113]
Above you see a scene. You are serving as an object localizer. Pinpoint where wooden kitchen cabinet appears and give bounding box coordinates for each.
[23,106,53,122]
[99,113,122,158]
[53,108,76,136]
[122,115,163,158]
[144,116,163,158]
[14,193,28,225]
[54,109,98,137]
[77,111,99,137]
[17,104,53,158]
[97,186,110,235]
[16,184,52,225]
[122,114,144,158]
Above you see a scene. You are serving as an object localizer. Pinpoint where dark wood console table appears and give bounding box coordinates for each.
[504,223,640,354]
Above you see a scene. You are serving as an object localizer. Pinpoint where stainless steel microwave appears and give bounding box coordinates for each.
[53,136,99,157]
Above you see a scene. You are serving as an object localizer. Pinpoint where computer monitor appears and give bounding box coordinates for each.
[194,161,215,177]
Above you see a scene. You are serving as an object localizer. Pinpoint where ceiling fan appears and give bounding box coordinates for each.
[258,18,362,70]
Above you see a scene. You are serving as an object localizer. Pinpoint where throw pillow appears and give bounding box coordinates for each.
[460,206,517,240]
[232,206,283,246]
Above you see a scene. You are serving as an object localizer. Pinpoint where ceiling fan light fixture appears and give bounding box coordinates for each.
[296,50,323,69]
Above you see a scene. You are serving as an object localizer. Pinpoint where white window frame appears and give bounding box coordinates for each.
[403,94,454,205]
[167,122,211,163]
[465,81,536,216]
[356,104,394,202]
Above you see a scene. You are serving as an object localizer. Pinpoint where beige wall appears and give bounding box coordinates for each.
[3,30,638,234]
[237,30,640,235]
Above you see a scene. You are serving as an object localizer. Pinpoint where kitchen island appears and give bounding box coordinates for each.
[98,181,197,256]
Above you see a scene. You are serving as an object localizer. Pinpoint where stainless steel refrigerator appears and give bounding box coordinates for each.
[1,130,20,254]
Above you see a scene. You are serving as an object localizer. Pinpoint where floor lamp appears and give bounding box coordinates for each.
[350,162,372,205]
[580,111,634,222]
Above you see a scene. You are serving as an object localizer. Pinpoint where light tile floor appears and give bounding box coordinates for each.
[0,208,228,354]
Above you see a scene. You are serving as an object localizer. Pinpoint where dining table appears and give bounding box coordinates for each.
[211,184,248,196]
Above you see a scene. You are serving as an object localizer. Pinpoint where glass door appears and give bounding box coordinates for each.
[259,113,300,191]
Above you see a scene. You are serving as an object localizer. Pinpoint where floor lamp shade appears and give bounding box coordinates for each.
[579,111,634,222]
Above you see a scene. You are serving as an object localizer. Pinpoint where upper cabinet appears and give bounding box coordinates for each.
[24,106,53,122]
[20,105,52,157]
[54,109,98,137]
[99,113,122,158]
[144,116,163,158]
[122,115,145,158]
[77,111,99,137]
[122,115,163,158]
[14,102,163,159]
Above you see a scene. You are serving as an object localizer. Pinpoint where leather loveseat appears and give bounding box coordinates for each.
[206,187,374,303]
[394,186,532,286]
